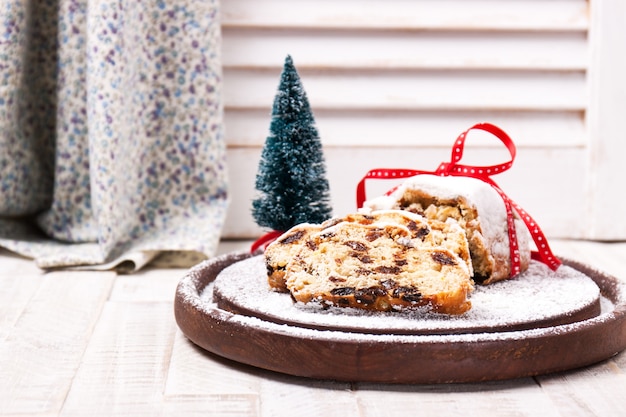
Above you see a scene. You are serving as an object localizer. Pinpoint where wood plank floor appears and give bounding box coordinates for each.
[1,239,625,417]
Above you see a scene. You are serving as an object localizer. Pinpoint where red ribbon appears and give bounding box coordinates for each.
[356,122,561,275]
[250,229,284,253]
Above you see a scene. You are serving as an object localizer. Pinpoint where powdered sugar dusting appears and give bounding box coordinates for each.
[174,252,626,352]
[207,255,602,334]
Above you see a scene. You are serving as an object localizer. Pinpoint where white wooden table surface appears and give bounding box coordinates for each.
[2,239,625,417]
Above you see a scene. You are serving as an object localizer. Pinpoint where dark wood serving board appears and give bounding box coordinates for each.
[174,252,626,384]
[211,255,602,336]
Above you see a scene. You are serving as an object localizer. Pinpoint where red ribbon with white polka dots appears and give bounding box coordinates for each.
[356,122,561,276]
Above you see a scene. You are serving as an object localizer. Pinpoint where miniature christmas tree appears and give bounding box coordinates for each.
[252,55,332,232]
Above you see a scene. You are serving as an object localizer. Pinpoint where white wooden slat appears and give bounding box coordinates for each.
[585,0,626,239]
[165,330,262,397]
[0,271,115,416]
[59,301,176,417]
[163,330,262,416]
[536,364,626,417]
[223,69,586,111]
[162,395,260,417]
[222,0,589,32]
[0,274,43,342]
[108,267,187,302]
[222,146,588,239]
[223,29,588,71]
[225,110,586,148]
[355,379,561,417]
[259,376,358,417]
[0,251,45,341]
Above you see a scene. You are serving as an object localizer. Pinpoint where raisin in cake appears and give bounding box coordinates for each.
[363,174,531,284]
[265,210,474,315]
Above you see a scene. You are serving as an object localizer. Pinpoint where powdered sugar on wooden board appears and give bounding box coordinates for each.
[206,256,603,334]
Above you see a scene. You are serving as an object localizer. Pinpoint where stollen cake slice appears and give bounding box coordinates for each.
[264,222,322,292]
[265,210,473,293]
[363,175,531,284]
[265,210,474,315]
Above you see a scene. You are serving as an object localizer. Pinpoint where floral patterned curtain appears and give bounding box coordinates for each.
[0,0,229,271]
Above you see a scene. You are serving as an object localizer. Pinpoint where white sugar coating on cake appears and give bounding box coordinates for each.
[208,255,602,333]
[366,174,499,202]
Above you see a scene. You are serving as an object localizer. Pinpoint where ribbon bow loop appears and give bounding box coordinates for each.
[436,122,517,181]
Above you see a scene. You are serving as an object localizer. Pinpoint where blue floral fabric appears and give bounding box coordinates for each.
[0,0,228,270]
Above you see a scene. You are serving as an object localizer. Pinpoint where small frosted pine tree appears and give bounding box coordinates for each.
[252,55,332,232]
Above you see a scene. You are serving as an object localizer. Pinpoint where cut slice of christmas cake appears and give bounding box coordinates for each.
[265,209,474,314]
[363,174,531,284]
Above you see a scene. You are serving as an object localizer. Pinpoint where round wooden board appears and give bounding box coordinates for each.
[212,256,601,336]
[174,252,626,384]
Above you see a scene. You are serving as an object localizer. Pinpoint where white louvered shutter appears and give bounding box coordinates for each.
[220,0,626,240]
